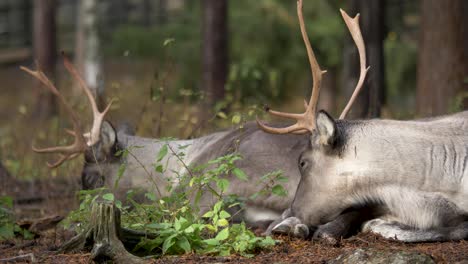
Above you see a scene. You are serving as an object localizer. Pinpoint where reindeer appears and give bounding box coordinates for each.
[22,1,467,242]
[255,1,468,243]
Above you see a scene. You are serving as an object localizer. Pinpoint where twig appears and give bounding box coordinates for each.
[126,150,162,197]
[0,253,36,263]
[166,143,221,200]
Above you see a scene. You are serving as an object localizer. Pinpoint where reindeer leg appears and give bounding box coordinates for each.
[313,210,362,245]
[263,209,310,239]
[270,217,310,239]
[265,209,363,241]
[363,218,468,242]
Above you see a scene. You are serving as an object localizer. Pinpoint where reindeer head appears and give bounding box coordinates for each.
[257,0,369,226]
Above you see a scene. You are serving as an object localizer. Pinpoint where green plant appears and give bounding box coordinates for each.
[63,141,287,257]
[0,196,33,240]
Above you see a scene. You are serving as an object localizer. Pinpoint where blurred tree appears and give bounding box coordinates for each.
[416,0,468,116]
[202,0,228,109]
[75,0,105,109]
[33,0,57,119]
[0,161,10,181]
[342,0,385,119]
[156,0,167,25]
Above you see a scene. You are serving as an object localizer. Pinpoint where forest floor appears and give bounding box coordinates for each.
[2,176,468,263]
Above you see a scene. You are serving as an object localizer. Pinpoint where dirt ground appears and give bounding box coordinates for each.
[1,177,468,263]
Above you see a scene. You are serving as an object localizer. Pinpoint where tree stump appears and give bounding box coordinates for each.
[59,200,145,263]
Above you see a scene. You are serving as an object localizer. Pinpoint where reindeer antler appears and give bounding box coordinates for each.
[257,3,370,134]
[339,9,370,119]
[21,54,113,168]
[256,0,326,134]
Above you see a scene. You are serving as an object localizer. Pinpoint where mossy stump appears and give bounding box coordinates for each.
[59,200,145,263]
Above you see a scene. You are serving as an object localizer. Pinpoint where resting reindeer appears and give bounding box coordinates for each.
[256,2,468,243]
[23,0,467,243]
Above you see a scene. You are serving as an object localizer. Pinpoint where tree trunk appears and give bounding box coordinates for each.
[156,0,167,25]
[75,0,105,109]
[342,0,385,119]
[0,161,11,181]
[33,0,57,119]
[59,201,146,263]
[201,0,228,109]
[416,0,468,116]
[318,68,338,117]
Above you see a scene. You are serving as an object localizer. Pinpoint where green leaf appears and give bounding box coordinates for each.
[145,192,157,202]
[215,228,229,241]
[204,238,219,246]
[114,163,126,189]
[174,219,182,231]
[177,236,191,253]
[276,175,288,183]
[272,185,287,197]
[157,144,168,162]
[194,190,202,205]
[163,38,175,46]
[259,236,277,247]
[21,229,34,240]
[0,224,14,240]
[202,211,214,218]
[213,201,223,213]
[217,219,229,227]
[216,179,229,193]
[217,112,227,119]
[219,249,231,256]
[147,223,171,229]
[102,193,114,201]
[233,168,248,181]
[155,164,164,173]
[0,196,13,208]
[162,234,177,254]
[231,114,241,124]
[184,225,195,233]
[219,210,231,219]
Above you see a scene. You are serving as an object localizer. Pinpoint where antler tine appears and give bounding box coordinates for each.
[20,65,88,167]
[46,153,80,168]
[62,53,114,146]
[339,9,370,120]
[256,0,326,134]
[297,0,326,119]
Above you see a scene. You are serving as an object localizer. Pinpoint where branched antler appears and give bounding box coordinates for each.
[256,0,326,134]
[62,55,114,145]
[21,54,113,168]
[257,3,370,134]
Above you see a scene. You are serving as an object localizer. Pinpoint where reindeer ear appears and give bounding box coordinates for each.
[316,110,337,146]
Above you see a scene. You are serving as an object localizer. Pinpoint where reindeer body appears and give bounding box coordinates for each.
[82,122,307,224]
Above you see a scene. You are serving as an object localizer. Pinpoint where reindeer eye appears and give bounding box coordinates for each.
[299,160,307,169]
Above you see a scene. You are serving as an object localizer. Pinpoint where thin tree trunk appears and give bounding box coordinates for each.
[75,0,105,109]
[416,0,468,116]
[318,68,338,116]
[0,161,11,181]
[156,0,167,25]
[202,0,228,110]
[33,0,57,119]
[342,0,385,119]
